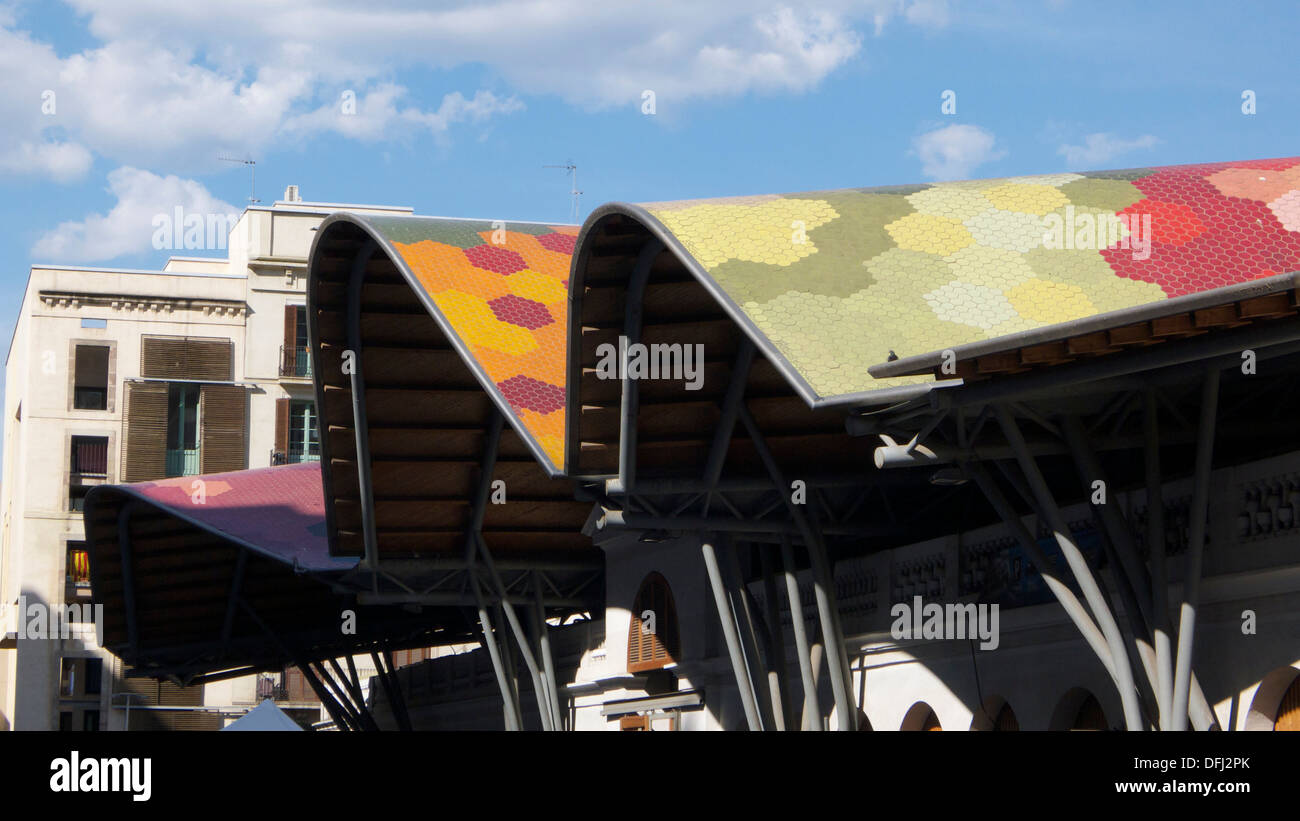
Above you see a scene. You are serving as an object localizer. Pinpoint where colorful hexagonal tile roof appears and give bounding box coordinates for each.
[637,157,1300,400]
[363,216,576,469]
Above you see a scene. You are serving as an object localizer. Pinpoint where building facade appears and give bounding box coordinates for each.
[0,190,413,730]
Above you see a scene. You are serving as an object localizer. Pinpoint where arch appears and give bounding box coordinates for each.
[1245,664,1300,731]
[1051,687,1109,730]
[971,695,1019,731]
[627,572,681,673]
[900,701,942,731]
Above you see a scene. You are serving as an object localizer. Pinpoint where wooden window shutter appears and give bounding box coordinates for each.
[283,305,298,351]
[274,398,291,453]
[627,572,681,673]
[121,381,169,482]
[995,703,1020,731]
[141,337,233,381]
[199,384,247,473]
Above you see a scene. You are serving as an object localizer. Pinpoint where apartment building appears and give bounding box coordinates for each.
[0,188,413,730]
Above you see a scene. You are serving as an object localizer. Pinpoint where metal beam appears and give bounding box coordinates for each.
[611,239,664,495]
[345,239,380,573]
[995,405,1144,730]
[723,542,776,730]
[701,537,763,730]
[1171,366,1220,730]
[477,533,553,730]
[1143,389,1174,728]
[779,536,820,731]
[736,404,855,731]
[532,571,564,731]
[469,570,520,731]
[759,547,790,730]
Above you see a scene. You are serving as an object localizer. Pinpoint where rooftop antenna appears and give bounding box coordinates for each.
[544,161,581,223]
[218,155,259,204]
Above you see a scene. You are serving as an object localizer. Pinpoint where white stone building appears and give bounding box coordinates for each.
[0,189,411,730]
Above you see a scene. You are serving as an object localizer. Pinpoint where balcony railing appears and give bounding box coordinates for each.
[165,448,200,477]
[255,675,288,701]
[279,345,312,379]
[271,447,320,466]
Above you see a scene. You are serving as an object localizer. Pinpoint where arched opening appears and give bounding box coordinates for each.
[901,701,942,731]
[627,572,681,673]
[971,696,1019,730]
[1246,664,1300,730]
[1051,688,1108,730]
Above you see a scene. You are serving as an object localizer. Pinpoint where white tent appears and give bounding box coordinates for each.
[221,699,304,731]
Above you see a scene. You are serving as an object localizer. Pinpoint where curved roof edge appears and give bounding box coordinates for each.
[307,211,568,478]
[567,202,960,419]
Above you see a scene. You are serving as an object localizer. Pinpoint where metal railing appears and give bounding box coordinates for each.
[165,448,200,476]
[270,447,320,465]
[279,345,312,378]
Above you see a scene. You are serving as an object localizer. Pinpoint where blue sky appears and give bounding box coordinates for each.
[1,0,1297,359]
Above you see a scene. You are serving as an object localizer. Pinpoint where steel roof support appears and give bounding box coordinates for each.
[702,536,763,730]
[962,462,1115,677]
[759,546,790,730]
[737,403,855,731]
[1171,366,1220,731]
[469,571,520,731]
[1143,389,1175,728]
[478,532,554,730]
[345,239,380,576]
[610,239,664,496]
[371,650,411,731]
[780,536,821,730]
[298,657,358,732]
[532,570,564,731]
[722,541,776,730]
[310,660,364,731]
[995,405,1143,730]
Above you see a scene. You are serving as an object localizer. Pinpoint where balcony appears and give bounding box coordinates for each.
[279,345,312,379]
[165,448,200,477]
[271,447,320,465]
[255,674,288,702]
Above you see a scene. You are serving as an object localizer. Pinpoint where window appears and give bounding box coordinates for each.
[66,542,91,592]
[60,659,76,697]
[165,383,200,477]
[82,710,100,732]
[59,712,72,732]
[627,572,681,673]
[70,436,108,476]
[69,437,108,511]
[275,399,320,463]
[280,306,311,377]
[84,660,102,696]
[73,346,109,410]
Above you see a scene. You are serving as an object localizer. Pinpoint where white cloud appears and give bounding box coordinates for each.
[912,123,1006,180]
[31,167,239,263]
[0,1,952,181]
[0,140,94,182]
[283,86,524,143]
[1058,132,1159,169]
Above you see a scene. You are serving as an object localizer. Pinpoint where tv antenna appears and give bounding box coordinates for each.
[544,161,582,223]
[218,155,259,204]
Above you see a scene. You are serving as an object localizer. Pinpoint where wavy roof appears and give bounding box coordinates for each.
[632,157,1300,400]
[362,215,576,470]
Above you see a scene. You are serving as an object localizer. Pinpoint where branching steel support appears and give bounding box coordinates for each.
[995,405,1144,730]
[702,537,763,730]
[1172,366,1220,730]
[737,404,855,730]
[780,536,821,730]
[612,239,664,495]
